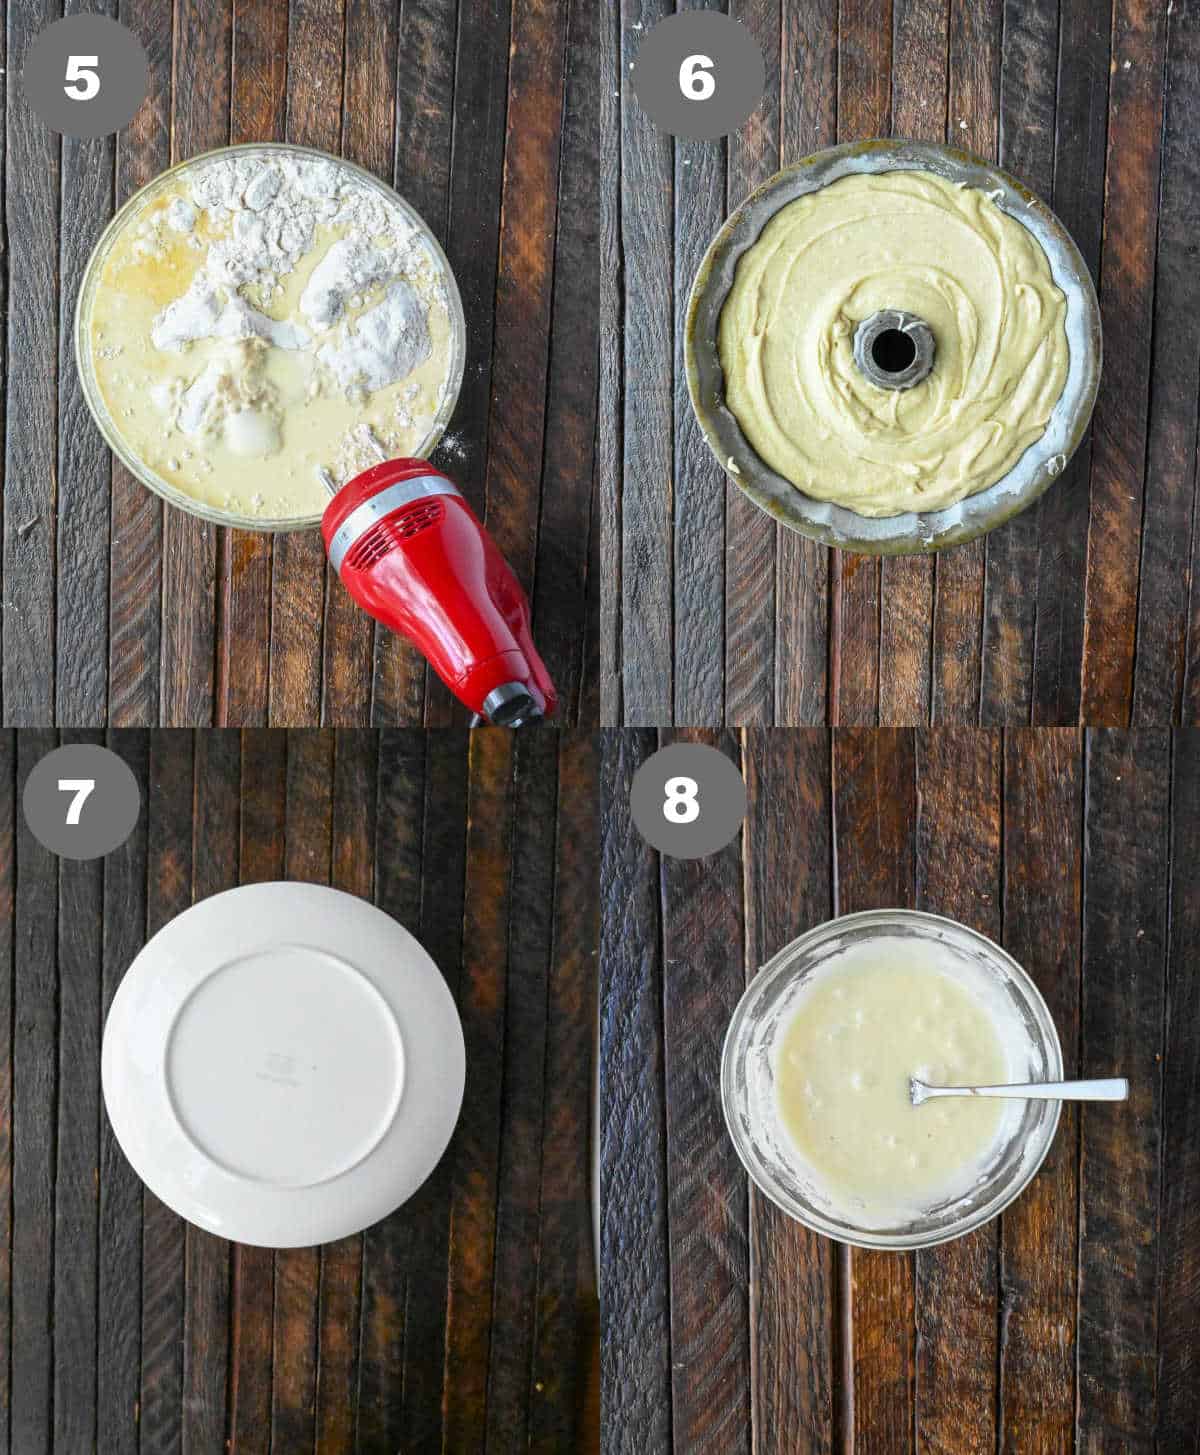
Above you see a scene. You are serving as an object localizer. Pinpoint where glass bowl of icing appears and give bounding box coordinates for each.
[721,909,1063,1250]
[75,143,466,532]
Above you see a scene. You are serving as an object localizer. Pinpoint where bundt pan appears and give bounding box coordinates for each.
[684,139,1102,555]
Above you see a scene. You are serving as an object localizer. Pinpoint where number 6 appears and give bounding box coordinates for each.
[64,55,100,101]
[679,54,715,101]
[58,778,96,825]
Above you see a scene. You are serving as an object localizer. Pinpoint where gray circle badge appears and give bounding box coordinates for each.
[631,13,766,141]
[630,743,747,859]
[23,744,142,861]
[21,16,149,138]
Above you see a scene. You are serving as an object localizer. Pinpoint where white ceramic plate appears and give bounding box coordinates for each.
[102,881,465,1248]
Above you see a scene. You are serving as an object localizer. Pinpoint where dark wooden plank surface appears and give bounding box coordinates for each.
[833,730,917,1448]
[599,729,672,1448]
[605,0,1198,729]
[600,727,1199,1452]
[998,728,1082,1446]
[660,729,750,1452]
[741,730,836,1450]
[0,726,598,1451]
[2,0,597,729]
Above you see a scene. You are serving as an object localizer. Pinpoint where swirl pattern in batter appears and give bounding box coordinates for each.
[717,170,1069,517]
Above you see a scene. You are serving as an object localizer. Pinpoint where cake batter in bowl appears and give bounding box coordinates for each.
[76,143,466,532]
[721,909,1063,1249]
[686,139,1101,553]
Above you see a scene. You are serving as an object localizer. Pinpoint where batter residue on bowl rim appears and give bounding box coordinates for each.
[717,169,1070,518]
[84,147,458,525]
[773,936,1028,1227]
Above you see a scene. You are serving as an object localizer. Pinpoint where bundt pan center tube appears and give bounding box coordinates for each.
[684,139,1102,555]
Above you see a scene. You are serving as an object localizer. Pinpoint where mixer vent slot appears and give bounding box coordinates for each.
[345,499,445,571]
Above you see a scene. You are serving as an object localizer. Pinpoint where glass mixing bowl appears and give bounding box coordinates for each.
[74,142,466,532]
[721,909,1063,1250]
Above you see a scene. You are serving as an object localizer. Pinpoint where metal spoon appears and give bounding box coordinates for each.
[909,1075,1128,1107]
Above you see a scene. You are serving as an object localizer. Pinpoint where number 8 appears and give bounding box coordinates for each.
[663,776,700,824]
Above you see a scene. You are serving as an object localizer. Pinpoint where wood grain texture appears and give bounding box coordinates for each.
[444,729,514,1444]
[0,733,14,1455]
[10,730,58,1455]
[599,0,623,727]
[662,730,752,1454]
[599,729,672,1453]
[2,4,58,728]
[1158,730,1200,1444]
[776,0,835,727]
[530,732,599,1451]
[55,2,117,726]
[833,729,917,1450]
[1076,730,1167,1448]
[1,726,597,1451]
[675,3,728,726]
[1079,3,1167,725]
[999,728,1082,1451]
[357,728,429,1450]
[607,1,1196,732]
[725,1,778,727]
[1134,0,1200,725]
[52,730,105,1455]
[601,727,1199,1451]
[617,0,674,727]
[4,0,596,730]
[741,729,836,1451]
[1031,0,1109,727]
[531,0,600,727]
[979,0,1057,728]
[485,730,559,1450]
[913,729,1001,1452]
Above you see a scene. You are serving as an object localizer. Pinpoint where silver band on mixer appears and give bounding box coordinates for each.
[327,475,462,575]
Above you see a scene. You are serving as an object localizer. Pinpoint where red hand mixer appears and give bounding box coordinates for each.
[321,459,555,726]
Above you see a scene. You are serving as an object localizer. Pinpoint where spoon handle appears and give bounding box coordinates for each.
[921,1077,1128,1103]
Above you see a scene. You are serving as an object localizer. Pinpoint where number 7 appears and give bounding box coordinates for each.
[58,778,96,825]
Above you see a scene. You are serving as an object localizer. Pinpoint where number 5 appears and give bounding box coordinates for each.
[679,54,716,101]
[58,778,96,825]
[64,55,100,101]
